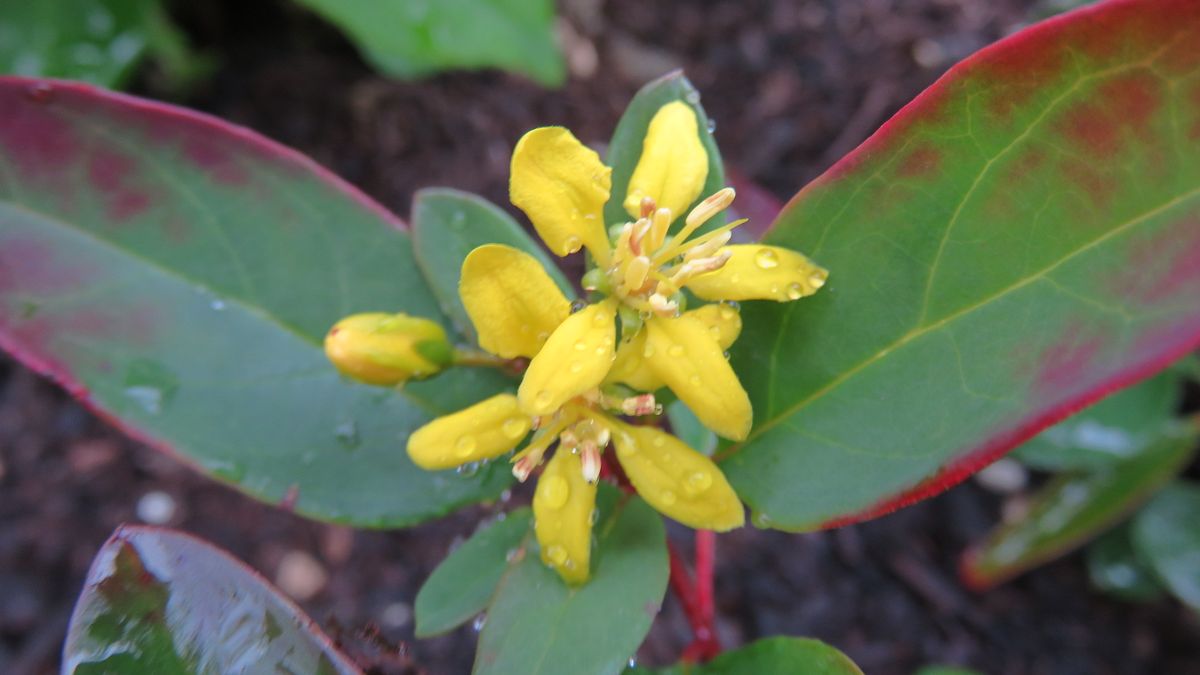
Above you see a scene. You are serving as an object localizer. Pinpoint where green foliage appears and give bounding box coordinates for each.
[630,637,862,674]
[64,526,358,674]
[290,0,565,86]
[963,424,1196,587]
[412,188,573,340]
[0,0,197,88]
[1086,523,1165,602]
[0,80,513,527]
[1131,482,1200,612]
[415,509,533,637]
[475,488,668,675]
[722,2,1200,530]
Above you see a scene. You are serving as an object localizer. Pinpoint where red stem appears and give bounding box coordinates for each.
[668,534,721,662]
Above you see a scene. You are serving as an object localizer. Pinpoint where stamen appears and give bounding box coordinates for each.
[671,250,732,285]
[684,230,731,262]
[649,293,678,316]
[620,393,658,416]
[639,196,657,219]
[622,255,652,294]
[647,207,672,253]
[629,218,652,256]
[580,441,601,484]
[686,187,736,230]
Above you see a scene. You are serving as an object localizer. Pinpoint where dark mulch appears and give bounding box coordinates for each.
[3,0,1200,673]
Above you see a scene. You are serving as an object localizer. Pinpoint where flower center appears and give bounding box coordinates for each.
[591,188,741,318]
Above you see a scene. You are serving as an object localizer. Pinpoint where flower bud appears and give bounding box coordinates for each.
[324,313,453,386]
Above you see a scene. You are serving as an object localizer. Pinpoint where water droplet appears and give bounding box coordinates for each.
[684,471,713,495]
[455,435,477,457]
[540,475,569,509]
[706,118,717,133]
[451,211,467,230]
[502,417,528,439]
[628,658,639,668]
[689,374,702,386]
[499,489,513,502]
[652,436,666,448]
[570,361,584,373]
[456,462,481,477]
[122,359,178,416]
[642,344,656,358]
[545,544,569,565]
[667,345,685,357]
[660,490,677,506]
[809,272,827,289]
[472,614,487,631]
[564,235,583,252]
[753,512,773,528]
[210,298,226,311]
[719,305,736,320]
[592,311,607,325]
[786,282,804,300]
[730,273,741,284]
[570,299,588,312]
[505,546,524,563]
[589,508,599,525]
[708,325,721,339]
[535,390,554,409]
[535,330,550,342]
[573,339,587,351]
[334,419,360,449]
[755,248,780,269]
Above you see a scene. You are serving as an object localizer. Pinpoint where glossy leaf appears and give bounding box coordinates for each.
[1131,482,1200,611]
[290,0,564,86]
[0,78,513,527]
[415,509,532,638]
[604,72,725,233]
[961,425,1196,588]
[723,0,1200,530]
[63,525,360,674]
[667,400,717,457]
[631,637,862,675]
[411,188,573,340]
[1086,522,1164,602]
[475,488,668,675]
[1013,367,1183,471]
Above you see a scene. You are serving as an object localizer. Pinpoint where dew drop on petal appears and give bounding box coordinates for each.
[541,475,569,509]
[667,345,685,358]
[754,248,779,269]
[592,311,607,325]
[535,390,554,409]
[729,273,741,284]
[652,436,666,448]
[455,435,477,457]
[786,282,804,300]
[660,490,677,506]
[564,235,583,252]
[642,344,656,358]
[502,417,528,439]
[689,374,702,386]
[708,325,721,339]
[570,361,584,373]
[719,305,736,320]
[574,339,587,351]
[545,544,569,565]
[684,471,713,495]
[809,272,827,288]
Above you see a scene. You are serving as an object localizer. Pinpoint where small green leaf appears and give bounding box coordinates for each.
[962,425,1197,588]
[630,637,862,675]
[1131,481,1200,612]
[1086,523,1164,602]
[604,71,725,233]
[667,400,716,457]
[64,526,360,674]
[1014,368,1183,471]
[412,188,573,340]
[289,0,565,86]
[415,509,532,638]
[475,488,668,675]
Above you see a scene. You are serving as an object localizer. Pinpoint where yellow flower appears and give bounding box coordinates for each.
[401,99,826,585]
[324,312,453,386]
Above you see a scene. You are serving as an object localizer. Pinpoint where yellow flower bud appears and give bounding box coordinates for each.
[324,313,453,386]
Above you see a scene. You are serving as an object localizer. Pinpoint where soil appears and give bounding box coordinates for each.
[3,0,1200,673]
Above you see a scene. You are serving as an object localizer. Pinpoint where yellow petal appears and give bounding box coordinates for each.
[519,300,617,416]
[612,422,744,531]
[604,304,739,391]
[510,127,612,262]
[460,244,572,359]
[324,312,452,386]
[645,315,752,441]
[686,245,829,302]
[407,394,530,470]
[623,101,709,219]
[534,448,597,584]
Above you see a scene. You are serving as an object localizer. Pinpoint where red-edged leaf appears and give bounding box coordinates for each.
[0,78,513,527]
[722,0,1200,530]
[64,525,361,674]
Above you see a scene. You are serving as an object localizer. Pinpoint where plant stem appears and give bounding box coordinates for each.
[669,534,721,662]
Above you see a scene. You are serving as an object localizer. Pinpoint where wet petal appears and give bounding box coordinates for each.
[534,448,598,585]
[679,303,741,350]
[623,101,708,219]
[510,127,612,261]
[685,245,829,302]
[612,422,744,531]
[644,315,751,441]
[460,244,572,359]
[605,331,665,391]
[519,300,618,416]
[407,394,530,470]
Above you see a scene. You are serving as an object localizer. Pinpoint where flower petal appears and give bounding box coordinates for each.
[605,304,739,391]
[460,244,572,359]
[645,315,751,440]
[407,394,530,470]
[623,101,708,219]
[510,127,612,261]
[534,448,597,584]
[519,300,618,416]
[612,422,744,531]
[685,245,829,302]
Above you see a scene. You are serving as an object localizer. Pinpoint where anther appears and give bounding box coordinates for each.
[580,442,601,484]
[649,293,678,315]
[685,187,736,229]
[620,393,658,416]
[639,196,657,219]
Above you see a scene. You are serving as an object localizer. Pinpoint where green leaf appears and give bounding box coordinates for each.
[1086,522,1164,602]
[666,400,717,457]
[412,188,574,339]
[630,637,862,675]
[1131,481,1200,612]
[961,425,1196,588]
[604,71,725,233]
[0,78,513,527]
[64,525,360,674]
[289,0,565,87]
[1013,367,1183,471]
[722,0,1200,530]
[415,509,532,638]
[0,0,189,89]
[475,488,668,675]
